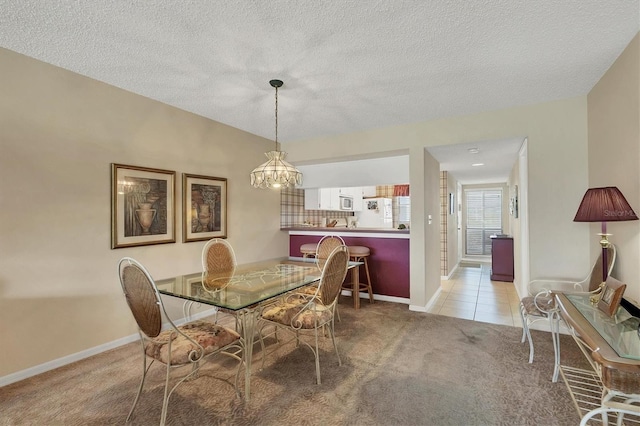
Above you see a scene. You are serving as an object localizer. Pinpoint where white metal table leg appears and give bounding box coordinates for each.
[551,310,561,383]
[236,309,259,401]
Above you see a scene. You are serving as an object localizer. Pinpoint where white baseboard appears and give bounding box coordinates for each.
[0,307,218,388]
[441,263,459,281]
[407,286,444,313]
[340,290,409,305]
[409,304,428,312]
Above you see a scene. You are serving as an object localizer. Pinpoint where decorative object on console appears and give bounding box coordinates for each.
[597,276,626,317]
[183,173,227,242]
[573,186,638,287]
[111,163,176,249]
[250,79,303,189]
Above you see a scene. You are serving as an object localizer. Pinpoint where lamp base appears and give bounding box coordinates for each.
[597,233,611,249]
[590,282,607,305]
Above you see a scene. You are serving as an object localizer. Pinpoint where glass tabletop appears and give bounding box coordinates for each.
[155,256,353,311]
[565,293,640,360]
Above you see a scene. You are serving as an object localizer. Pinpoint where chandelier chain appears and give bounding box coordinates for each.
[249,79,302,189]
[274,85,278,150]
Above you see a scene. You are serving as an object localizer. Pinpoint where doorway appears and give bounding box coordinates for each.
[464,188,503,256]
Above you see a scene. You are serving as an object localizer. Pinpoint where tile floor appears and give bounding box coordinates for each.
[428,260,523,328]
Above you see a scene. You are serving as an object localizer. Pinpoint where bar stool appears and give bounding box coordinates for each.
[343,245,375,309]
[300,243,317,258]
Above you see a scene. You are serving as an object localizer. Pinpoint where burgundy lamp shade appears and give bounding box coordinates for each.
[573,187,638,223]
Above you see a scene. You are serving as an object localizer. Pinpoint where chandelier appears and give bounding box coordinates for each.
[250,79,303,189]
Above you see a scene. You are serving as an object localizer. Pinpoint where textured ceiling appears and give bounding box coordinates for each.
[1,1,638,182]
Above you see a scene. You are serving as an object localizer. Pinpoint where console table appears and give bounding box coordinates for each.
[490,236,513,282]
[555,293,640,425]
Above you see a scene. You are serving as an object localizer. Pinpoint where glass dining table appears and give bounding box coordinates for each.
[155,256,359,401]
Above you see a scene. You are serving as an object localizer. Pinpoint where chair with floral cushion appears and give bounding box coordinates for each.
[298,235,345,296]
[182,238,237,321]
[519,244,616,381]
[260,244,349,385]
[200,238,238,327]
[117,257,244,425]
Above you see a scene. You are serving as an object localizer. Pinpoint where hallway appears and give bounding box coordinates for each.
[428,262,522,327]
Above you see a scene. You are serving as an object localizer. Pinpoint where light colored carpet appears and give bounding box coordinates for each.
[0,301,587,425]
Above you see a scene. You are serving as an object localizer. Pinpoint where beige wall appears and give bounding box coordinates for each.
[587,33,640,301]
[0,48,288,377]
[284,98,592,308]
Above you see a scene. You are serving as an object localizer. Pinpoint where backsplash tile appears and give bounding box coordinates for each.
[280,187,352,227]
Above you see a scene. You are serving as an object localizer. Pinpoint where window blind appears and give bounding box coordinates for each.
[465,189,502,255]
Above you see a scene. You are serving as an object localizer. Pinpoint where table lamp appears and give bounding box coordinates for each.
[573,186,638,285]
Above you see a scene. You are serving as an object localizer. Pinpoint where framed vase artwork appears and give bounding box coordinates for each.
[183,173,227,242]
[111,163,176,249]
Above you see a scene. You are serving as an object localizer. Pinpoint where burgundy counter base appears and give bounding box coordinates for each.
[288,231,410,299]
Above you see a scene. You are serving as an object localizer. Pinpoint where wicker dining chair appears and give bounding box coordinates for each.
[201,238,237,290]
[117,257,244,425]
[297,235,346,322]
[315,235,346,271]
[178,238,238,321]
[260,245,349,385]
[298,235,346,297]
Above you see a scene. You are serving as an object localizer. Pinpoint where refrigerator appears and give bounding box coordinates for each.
[357,198,393,228]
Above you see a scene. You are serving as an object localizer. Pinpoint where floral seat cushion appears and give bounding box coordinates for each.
[262,299,332,329]
[520,295,555,317]
[297,285,319,296]
[145,320,240,365]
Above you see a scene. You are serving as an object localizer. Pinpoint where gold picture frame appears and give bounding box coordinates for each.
[183,173,227,242]
[598,276,626,317]
[111,163,176,249]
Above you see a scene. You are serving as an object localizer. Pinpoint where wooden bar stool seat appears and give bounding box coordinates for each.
[343,245,375,308]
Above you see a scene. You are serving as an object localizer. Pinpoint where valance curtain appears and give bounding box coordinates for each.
[393,185,410,196]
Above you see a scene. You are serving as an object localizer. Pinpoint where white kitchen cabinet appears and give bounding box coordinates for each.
[352,187,364,211]
[304,189,321,210]
[304,188,337,210]
[321,188,337,210]
[336,187,354,197]
[305,187,363,211]
[362,186,377,197]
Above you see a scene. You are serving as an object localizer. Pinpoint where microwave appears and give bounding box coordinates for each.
[339,196,353,210]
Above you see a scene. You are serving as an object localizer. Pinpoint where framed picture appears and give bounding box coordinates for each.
[183,173,227,242]
[598,276,626,317]
[449,193,455,215]
[111,164,176,249]
[512,185,519,218]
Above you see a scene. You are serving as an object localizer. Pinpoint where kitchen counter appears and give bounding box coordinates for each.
[283,227,409,237]
[287,229,410,300]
